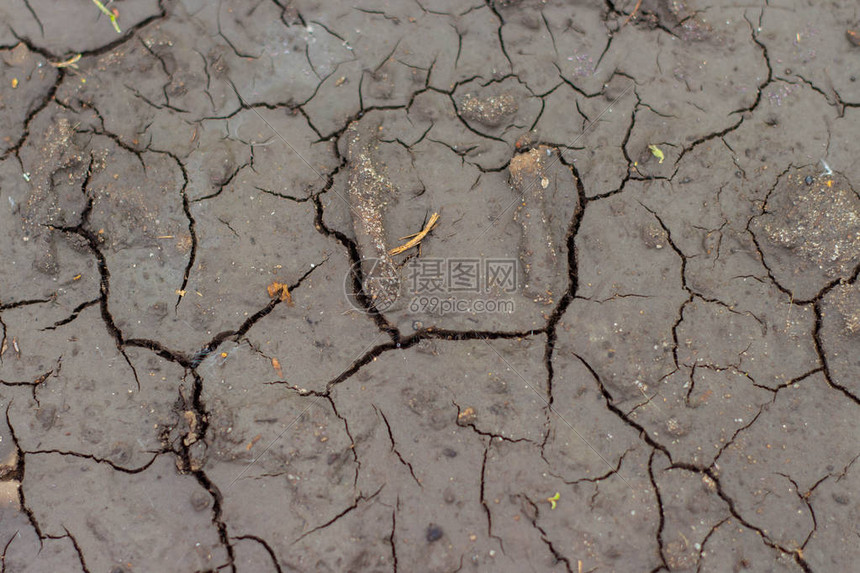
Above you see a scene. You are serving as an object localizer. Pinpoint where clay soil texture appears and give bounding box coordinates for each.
[1,1,859,572]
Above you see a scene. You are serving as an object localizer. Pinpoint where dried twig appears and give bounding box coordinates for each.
[389,212,440,255]
[49,54,82,68]
[621,0,643,28]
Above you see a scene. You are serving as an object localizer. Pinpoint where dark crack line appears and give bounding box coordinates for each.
[216,1,260,60]
[648,450,670,572]
[520,495,573,573]
[574,352,674,460]
[191,160,248,203]
[483,1,513,71]
[137,37,186,112]
[810,452,860,495]
[0,296,56,311]
[374,406,421,487]
[482,335,637,489]
[711,406,764,467]
[775,473,817,549]
[479,443,505,554]
[293,484,383,544]
[323,327,542,392]
[172,369,237,573]
[140,148,197,312]
[0,317,6,365]
[25,450,158,474]
[0,363,56,404]
[675,117,744,167]
[127,257,325,372]
[232,535,283,573]
[550,448,630,486]
[193,48,218,111]
[40,299,99,331]
[574,308,821,571]
[638,202,769,375]
[753,366,823,395]
[311,189,404,337]
[58,527,90,573]
[0,529,19,573]
[20,0,44,36]
[812,299,860,405]
[452,400,533,445]
[694,516,730,572]
[389,503,399,573]
[328,395,360,490]
[731,11,773,117]
[126,83,188,113]
[49,156,141,390]
[0,65,62,162]
[541,156,588,413]
[4,403,43,542]
[706,465,813,572]
[75,104,147,168]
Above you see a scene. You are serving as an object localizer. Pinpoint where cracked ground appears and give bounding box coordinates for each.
[0,0,859,571]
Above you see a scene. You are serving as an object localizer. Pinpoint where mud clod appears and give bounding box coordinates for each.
[762,171,859,272]
[345,121,401,309]
[508,145,578,304]
[459,92,518,127]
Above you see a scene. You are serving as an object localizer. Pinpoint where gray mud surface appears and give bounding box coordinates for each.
[1,1,859,571]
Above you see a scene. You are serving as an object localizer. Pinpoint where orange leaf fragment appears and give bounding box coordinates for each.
[267,281,293,305]
[246,434,262,450]
[272,357,284,379]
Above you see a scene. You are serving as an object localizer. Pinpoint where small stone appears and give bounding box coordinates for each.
[426,524,443,542]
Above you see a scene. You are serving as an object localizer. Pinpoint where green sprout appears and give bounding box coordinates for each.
[648,144,665,164]
[92,0,122,34]
[546,492,561,510]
